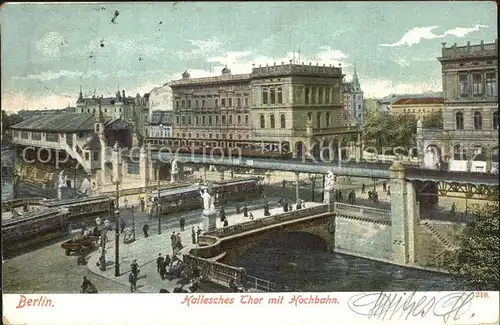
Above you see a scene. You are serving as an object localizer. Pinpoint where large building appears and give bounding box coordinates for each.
[417,39,498,173]
[342,66,364,126]
[164,62,361,160]
[147,110,174,138]
[389,97,444,120]
[75,88,149,136]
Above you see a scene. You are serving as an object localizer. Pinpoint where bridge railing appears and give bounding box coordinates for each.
[183,254,247,286]
[205,204,333,238]
[334,202,391,222]
[246,275,278,292]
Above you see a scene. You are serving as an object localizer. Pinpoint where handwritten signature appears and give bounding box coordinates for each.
[347,291,474,323]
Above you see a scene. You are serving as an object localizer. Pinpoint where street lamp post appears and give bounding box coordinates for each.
[114,181,121,277]
[157,166,161,235]
[131,204,136,241]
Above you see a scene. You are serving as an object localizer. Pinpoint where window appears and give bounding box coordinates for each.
[176,116,180,124]
[181,116,186,124]
[215,98,219,107]
[196,133,199,138]
[473,74,483,96]
[46,133,59,142]
[228,115,233,125]
[307,112,312,121]
[325,88,330,104]
[262,88,269,104]
[229,134,233,140]
[222,115,226,125]
[195,116,199,125]
[215,134,219,139]
[473,111,482,130]
[277,87,283,104]
[486,73,497,97]
[31,132,41,140]
[493,111,499,130]
[228,98,232,107]
[181,100,185,108]
[93,152,99,161]
[316,112,321,128]
[280,114,286,129]
[459,74,469,97]
[311,87,317,104]
[237,115,242,124]
[176,133,179,137]
[188,133,192,138]
[326,112,330,127]
[238,134,242,139]
[244,97,249,107]
[270,114,275,128]
[176,101,179,109]
[221,98,226,107]
[455,112,464,130]
[270,87,276,104]
[202,116,206,125]
[187,100,192,108]
[208,116,212,125]
[245,115,249,125]
[202,100,206,108]
[216,116,220,125]
[318,87,323,104]
[237,98,241,107]
[195,100,199,108]
[222,134,226,139]
[260,114,265,128]
[246,134,250,139]
[209,133,213,139]
[188,116,192,125]
[305,87,310,104]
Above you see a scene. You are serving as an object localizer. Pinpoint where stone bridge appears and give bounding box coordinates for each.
[184,202,392,289]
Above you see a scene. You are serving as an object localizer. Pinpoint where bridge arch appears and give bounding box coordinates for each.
[321,139,332,162]
[294,141,305,160]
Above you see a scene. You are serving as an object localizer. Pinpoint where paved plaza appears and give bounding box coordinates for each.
[87,201,322,293]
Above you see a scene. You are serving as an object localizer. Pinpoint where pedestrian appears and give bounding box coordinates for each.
[156,253,165,275]
[176,232,183,250]
[142,224,149,238]
[140,198,145,213]
[263,201,270,216]
[131,259,139,277]
[387,186,391,196]
[374,192,379,204]
[383,182,387,192]
[120,219,126,233]
[81,276,92,293]
[236,202,241,214]
[243,203,248,218]
[282,179,286,188]
[170,231,176,251]
[351,190,356,204]
[361,183,366,194]
[191,227,196,244]
[223,218,229,227]
[196,227,202,243]
[451,202,456,216]
[219,207,226,222]
[179,216,185,231]
[129,272,138,292]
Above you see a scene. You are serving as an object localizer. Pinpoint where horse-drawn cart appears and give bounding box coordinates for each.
[61,236,97,256]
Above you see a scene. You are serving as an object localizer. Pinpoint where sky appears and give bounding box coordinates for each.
[1,1,497,111]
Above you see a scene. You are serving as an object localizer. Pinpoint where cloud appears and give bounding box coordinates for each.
[34,32,68,58]
[177,37,223,59]
[380,24,488,47]
[12,70,107,82]
[361,78,441,98]
[1,92,76,112]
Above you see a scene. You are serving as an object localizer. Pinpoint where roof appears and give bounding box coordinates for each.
[10,113,130,132]
[392,97,444,105]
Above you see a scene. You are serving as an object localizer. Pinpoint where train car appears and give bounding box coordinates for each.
[2,209,69,252]
[148,177,262,214]
[45,195,114,219]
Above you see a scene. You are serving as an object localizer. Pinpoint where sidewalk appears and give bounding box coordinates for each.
[87,201,321,293]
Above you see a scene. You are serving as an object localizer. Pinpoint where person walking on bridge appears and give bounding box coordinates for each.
[179,216,186,231]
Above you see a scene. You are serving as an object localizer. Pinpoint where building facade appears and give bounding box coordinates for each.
[389,97,444,120]
[75,88,149,136]
[417,39,498,173]
[342,66,364,126]
[165,63,361,160]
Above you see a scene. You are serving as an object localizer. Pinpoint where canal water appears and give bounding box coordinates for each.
[233,232,475,292]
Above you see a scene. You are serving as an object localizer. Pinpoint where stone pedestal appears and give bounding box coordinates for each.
[323,189,334,204]
[202,210,217,231]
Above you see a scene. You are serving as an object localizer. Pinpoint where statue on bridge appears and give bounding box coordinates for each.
[171,159,179,183]
[200,187,217,231]
[199,188,214,213]
[323,170,335,204]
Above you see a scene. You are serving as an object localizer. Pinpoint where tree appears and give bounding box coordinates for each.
[422,111,443,128]
[446,202,499,290]
[1,110,23,137]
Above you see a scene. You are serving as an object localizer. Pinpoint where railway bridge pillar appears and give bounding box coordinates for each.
[389,161,419,265]
[139,146,151,187]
